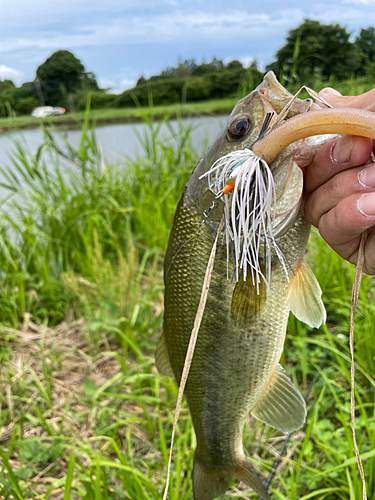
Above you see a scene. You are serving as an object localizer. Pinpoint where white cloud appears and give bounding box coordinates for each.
[0,0,175,21]
[120,79,137,90]
[0,64,23,84]
[0,1,372,87]
[0,6,369,59]
[343,0,375,4]
[98,78,137,93]
[0,10,300,54]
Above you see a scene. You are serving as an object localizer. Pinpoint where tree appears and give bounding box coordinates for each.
[355,27,375,65]
[227,60,244,71]
[81,71,99,91]
[36,50,97,105]
[266,19,362,82]
[136,76,147,86]
[0,79,15,93]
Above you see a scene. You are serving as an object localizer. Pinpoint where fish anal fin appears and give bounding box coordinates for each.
[233,460,270,500]
[193,457,232,500]
[252,364,306,433]
[193,455,270,500]
[155,334,175,378]
[289,259,326,328]
[231,273,266,327]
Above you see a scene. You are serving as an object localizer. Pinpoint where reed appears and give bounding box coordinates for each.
[0,108,374,499]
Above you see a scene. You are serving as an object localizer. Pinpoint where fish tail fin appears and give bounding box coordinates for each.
[193,454,270,500]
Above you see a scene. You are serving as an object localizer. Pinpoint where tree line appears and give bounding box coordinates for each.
[1,20,375,117]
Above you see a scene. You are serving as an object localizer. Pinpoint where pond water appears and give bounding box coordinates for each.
[0,115,228,169]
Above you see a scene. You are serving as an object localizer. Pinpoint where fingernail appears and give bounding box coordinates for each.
[358,164,375,188]
[332,135,353,163]
[358,192,375,216]
[320,87,342,97]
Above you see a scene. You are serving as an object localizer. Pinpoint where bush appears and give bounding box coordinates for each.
[12,96,39,115]
[115,67,263,107]
[74,91,117,111]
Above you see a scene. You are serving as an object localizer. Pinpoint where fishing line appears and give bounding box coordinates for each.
[162,217,224,500]
[349,230,368,500]
[164,87,371,498]
[258,349,329,499]
[262,232,369,500]
[254,112,275,144]
[257,88,369,498]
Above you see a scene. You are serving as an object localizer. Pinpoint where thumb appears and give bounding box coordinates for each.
[317,87,344,108]
[318,87,375,112]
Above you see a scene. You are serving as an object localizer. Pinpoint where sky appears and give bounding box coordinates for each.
[0,0,374,92]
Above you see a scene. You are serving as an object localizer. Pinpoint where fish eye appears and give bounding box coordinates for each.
[228,115,252,139]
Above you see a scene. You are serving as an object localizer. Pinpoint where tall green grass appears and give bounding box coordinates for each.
[0,106,201,326]
[0,109,374,499]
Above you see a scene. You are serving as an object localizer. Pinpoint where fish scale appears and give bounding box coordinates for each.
[158,72,327,500]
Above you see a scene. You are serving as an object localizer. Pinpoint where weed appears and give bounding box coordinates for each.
[0,98,375,498]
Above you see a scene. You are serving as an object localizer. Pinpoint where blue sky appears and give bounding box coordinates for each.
[0,0,374,92]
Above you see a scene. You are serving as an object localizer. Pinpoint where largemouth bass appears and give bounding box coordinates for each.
[157,73,328,500]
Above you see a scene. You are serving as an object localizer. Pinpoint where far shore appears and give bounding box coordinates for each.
[0,98,237,134]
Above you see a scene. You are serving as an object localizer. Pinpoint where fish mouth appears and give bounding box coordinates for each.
[258,71,294,101]
[257,71,313,122]
[199,74,308,290]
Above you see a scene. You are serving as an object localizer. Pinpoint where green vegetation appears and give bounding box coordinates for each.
[0,52,261,118]
[0,74,374,134]
[267,22,375,85]
[1,107,375,499]
[36,50,99,106]
[117,59,263,108]
[1,21,375,122]
[0,97,238,133]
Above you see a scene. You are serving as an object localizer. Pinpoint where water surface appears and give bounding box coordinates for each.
[0,116,227,169]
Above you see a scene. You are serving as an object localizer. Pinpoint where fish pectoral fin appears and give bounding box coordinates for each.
[193,455,270,500]
[251,364,306,433]
[289,259,326,328]
[231,272,266,327]
[155,334,175,379]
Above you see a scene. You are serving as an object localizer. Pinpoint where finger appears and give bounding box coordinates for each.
[318,192,375,262]
[318,87,375,112]
[304,134,373,195]
[305,162,375,227]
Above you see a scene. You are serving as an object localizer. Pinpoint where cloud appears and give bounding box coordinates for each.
[0,10,301,54]
[2,6,367,58]
[0,1,372,87]
[0,5,369,59]
[343,0,375,4]
[0,0,175,21]
[98,78,136,93]
[0,64,23,84]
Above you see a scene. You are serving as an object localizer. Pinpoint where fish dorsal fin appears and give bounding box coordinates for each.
[251,364,306,432]
[231,273,266,327]
[155,334,175,378]
[289,259,326,328]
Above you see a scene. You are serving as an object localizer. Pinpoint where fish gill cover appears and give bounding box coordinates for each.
[200,148,291,292]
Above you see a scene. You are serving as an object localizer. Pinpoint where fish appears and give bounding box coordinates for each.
[156,72,328,500]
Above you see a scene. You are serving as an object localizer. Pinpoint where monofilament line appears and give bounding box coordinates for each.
[350,230,367,500]
[200,149,290,292]
[162,218,224,500]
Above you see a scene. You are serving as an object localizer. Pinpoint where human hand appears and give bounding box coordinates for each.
[302,87,375,274]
